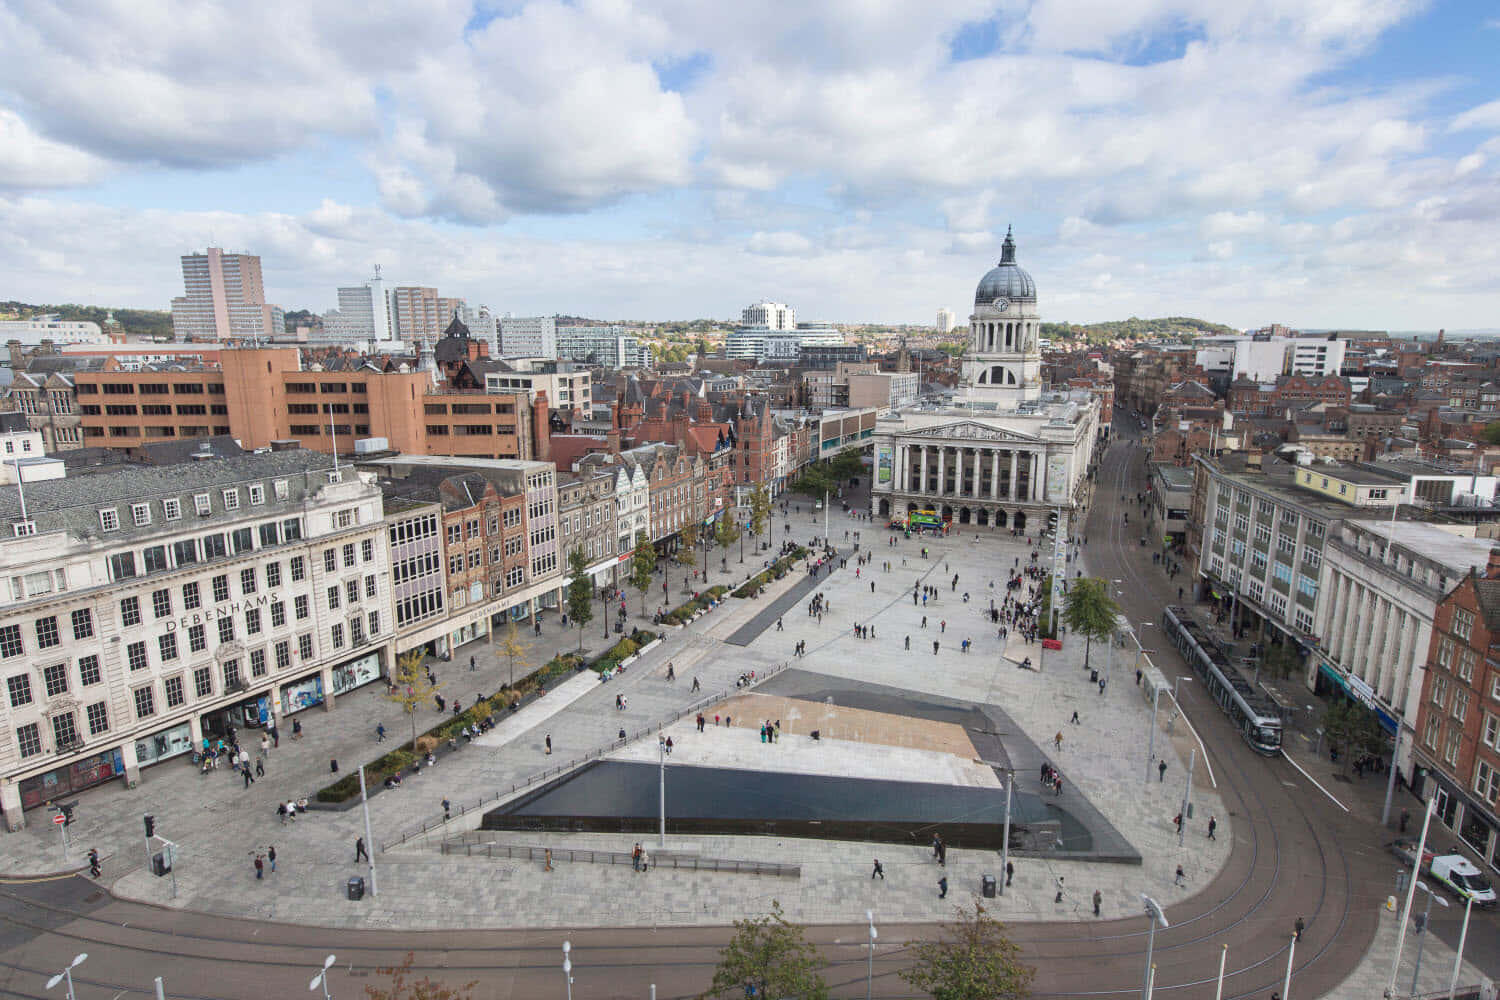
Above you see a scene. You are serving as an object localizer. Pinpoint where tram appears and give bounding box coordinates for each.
[1161,605,1283,755]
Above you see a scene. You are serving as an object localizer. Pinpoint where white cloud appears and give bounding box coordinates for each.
[747,231,814,256]
[1451,100,1500,133]
[0,109,109,188]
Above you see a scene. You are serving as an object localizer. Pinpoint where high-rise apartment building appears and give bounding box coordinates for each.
[499,316,557,358]
[391,287,466,353]
[742,301,796,331]
[555,325,651,369]
[170,247,285,342]
[335,270,394,343]
[936,307,956,333]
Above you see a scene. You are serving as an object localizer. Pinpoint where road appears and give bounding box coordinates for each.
[0,415,1449,999]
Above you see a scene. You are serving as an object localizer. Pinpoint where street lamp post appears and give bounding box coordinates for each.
[999,771,1012,896]
[1449,893,1475,1000]
[1381,728,1402,827]
[1213,943,1228,1000]
[308,954,336,1000]
[1178,747,1196,847]
[865,910,877,1000]
[1281,932,1297,1000]
[45,953,87,1000]
[1388,796,1438,998]
[657,733,667,848]
[1145,685,1161,784]
[1140,895,1169,1000]
[1410,880,1450,996]
[357,766,378,897]
[562,941,574,1000]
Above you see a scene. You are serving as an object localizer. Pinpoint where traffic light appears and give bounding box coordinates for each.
[59,803,74,827]
[143,814,154,839]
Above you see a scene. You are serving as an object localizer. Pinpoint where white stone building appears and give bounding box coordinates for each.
[868,230,1101,530]
[0,451,395,830]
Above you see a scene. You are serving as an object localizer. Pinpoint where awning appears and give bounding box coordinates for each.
[1319,662,1398,736]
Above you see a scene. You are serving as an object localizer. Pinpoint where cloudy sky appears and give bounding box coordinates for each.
[1,0,1497,329]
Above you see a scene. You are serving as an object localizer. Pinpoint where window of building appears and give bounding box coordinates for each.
[163,497,181,520]
[86,701,109,735]
[1453,608,1476,642]
[298,634,313,660]
[132,502,152,527]
[295,594,309,620]
[1454,689,1470,723]
[164,675,184,708]
[326,585,340,610]
[34,615,59,649]
[330,623,344,649]
[180,582,199,610]
[290,556,306,582]
[187,624,206,653]
[222,659,240,690]
[201,534,226,560]
[42,662,68,697]
[1443,728,1462,767]
[109,552,138,581]
[323,550,337,573]
[16,722,42,758]
[6,673,32,707]
[269,600,285,628]
[274,641,291,670]
[159,632,179,661]
[282,518,302,542]
[335,508,357,529]
[1424,715,1441,749]
[127,641,148,671]
[361,539,374,562]
[50,711,77,750]
[367,611,380,636]
[250,649,267,677]
[218,616,235,644]
[0,624,23,659]
[1477,760,1500,806]
[194,666,213,698]
[342,542,356,568]
[212,575,229,603]
[274,479,289,501]
[1437,637,1455,670]
[1458,649,1477,683]
[99,508,120,531]
[345,579,359,606]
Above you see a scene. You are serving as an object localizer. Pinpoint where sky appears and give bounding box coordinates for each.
[1,0,1498,330]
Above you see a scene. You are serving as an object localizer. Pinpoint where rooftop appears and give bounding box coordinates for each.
[1344,520,1498,573]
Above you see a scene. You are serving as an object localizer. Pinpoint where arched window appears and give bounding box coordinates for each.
[990,365,1005,384]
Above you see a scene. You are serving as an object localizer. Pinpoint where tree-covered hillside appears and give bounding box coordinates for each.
[1042,316,1239,342]
[0,301,174,340]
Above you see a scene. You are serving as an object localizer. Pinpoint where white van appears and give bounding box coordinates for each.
[1429,854,1496,908]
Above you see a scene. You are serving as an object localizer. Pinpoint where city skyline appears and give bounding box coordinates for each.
[0,1,1497,329]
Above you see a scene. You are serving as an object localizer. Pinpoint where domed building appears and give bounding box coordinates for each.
[867,229,1101,532]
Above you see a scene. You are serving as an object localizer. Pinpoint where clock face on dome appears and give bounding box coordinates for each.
[992,297,1009,311]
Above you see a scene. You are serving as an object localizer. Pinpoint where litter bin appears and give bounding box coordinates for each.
[347,876,365,901]
[982,874,997,898]
[1090,669,1098,683]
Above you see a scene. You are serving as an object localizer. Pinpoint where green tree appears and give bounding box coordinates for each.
[495,620,532,690]
[366,951,477,1000]
[701,900,829,1000]
[714,514,740,576]
[630,530,656,616]
[1483,422,1500,446]
[747,487,771,556]
[565,547,594,652]
[901,899,1035,1000]
[795,462,835,499]
[385,648,440,745]
[1321,700,1387,772]
[1061,577,1121,671]
[677,521,700,593]
[829,447,865,480]
[1259,640,1302,681]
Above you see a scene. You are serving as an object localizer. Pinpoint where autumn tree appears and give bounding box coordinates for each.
[900,899,1034,1000]
[677,521,700,594]
[701,900,828,1000]
[384,648,439,745]
[566,546,594,651]
[366,951,477,1000]
[713,514,739,574]
[747,486,770,558]
[495,619,532,690]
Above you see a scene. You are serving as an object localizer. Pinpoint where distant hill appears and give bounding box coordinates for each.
[0,300,173,340]
[1042,316,1239,342]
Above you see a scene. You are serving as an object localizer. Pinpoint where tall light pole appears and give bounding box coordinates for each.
[45,953,87,1000]
[308,954,336,1000]
[1145,685,1161,784]
[1449,893,1475,1000]
[357,766,378,897]
[1281,932,1297,1000]
[1141,894,1169,1000]
[1410,880,1450,996]
[562,941,574,1000]
[1381,728,1402,827]
[1388,795,1438,998]
[999,771,1013,896]
[657,733,667,848]
[1178,748,1197,847]
[1213,943,1228,1000]
[865,910,877,1000]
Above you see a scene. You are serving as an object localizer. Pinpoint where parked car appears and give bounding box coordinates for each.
[1387,838,1435,869]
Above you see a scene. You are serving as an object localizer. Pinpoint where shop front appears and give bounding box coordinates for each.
[280,673,325,716]
[18,746,128,810]
[134,720,194,767]
[1414,759,1499,871]
[1315,662,1398,735]
[330,650,383,697]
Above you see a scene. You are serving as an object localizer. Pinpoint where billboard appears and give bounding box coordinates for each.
[876,444,893,484]
[1045,453,1069,504]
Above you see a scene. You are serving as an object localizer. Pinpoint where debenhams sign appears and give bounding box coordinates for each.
[164,593,275,632]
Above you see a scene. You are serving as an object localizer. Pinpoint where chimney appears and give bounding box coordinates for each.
[531,391,551,463]
[7,340,22,368]
[605,429,621,454]
[1487,547,1500,580]
[609,398,620,429]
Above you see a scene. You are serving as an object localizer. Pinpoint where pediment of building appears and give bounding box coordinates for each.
[904,422,1043,444]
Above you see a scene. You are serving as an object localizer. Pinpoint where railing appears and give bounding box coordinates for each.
[439,835,800,878]
[379,659,791,851]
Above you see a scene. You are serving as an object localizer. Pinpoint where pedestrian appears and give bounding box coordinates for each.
[242,765,253,788]
[1294,916,1304,941]
[355,837,369,862]
[260,733,270,756]
[442,797,451,820]
[1207,816,1217,840]
[376,723,386,742]
[905,635,910,650]
[329,758,338,774]
[1054,731,1063,750]
[1399,809,1410,833]
[1136,669,1143,686]
[1173,813,1182,833]
[268,845,277,873]
[1055,876,1065,903]
[1093,889,1102,916]
[938,876,948,899]
[470,654,476,672]
[1174,865,1185,886]
[691,676,700,692]
[88,848,100,878]
[255,758,265,778]
[872,858,884,880]
[1006,861,1014,886]
[545,734,552,755]
[254,854,264,880]
[1158,759,1167,782]
[933,640,939,654]
[1070,710,1079,725]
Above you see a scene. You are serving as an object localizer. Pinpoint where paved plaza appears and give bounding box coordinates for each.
[4,492,1489,993]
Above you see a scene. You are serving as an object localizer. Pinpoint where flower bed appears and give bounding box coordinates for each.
[733,546,808,598]
[589,628,659,674]
[314,650,584,804]
[660,585,730,626]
